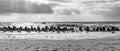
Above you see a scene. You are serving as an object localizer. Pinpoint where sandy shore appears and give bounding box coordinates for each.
[0,32,120,51]
[0,34,120,51]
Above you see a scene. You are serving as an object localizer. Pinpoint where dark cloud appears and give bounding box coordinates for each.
[0,0,54,14]
[49,0,71,2]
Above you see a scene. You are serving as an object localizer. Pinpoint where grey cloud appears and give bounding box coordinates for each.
[62,9,72,15]
[30,4,54,14]
[59,9,81,15]
[0,0,54,14]
[93,6,120,17]
[47,3,60,7]
[49,0,71,2]
[103,7,120,17]
[0,0,12,14]
[72,9,81,14]
[83,0,120,4]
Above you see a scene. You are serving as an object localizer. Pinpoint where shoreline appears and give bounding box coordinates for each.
[0,32,120,40]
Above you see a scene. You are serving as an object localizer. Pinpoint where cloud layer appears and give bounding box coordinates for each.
[49,0,72,2]
[0,0,120,22]
[0,0,54,14]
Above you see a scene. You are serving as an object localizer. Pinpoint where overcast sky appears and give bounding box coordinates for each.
[0,0,120,22]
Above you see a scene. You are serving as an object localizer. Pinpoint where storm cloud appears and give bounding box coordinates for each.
[0,0,54,14]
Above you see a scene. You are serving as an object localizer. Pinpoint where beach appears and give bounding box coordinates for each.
[0,32,120,51]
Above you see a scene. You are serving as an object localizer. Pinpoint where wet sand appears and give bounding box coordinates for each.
[0,36,120,51]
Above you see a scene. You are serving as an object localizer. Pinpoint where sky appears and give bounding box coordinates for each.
[0,0,120,22]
